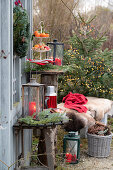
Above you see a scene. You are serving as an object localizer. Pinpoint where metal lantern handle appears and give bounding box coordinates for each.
[38,21,44,33]
[45,97,49,109]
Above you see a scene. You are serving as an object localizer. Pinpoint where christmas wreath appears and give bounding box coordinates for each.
[13,0,30,58]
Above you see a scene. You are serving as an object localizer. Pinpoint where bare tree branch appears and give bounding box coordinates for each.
[60,0,78,21]
[33,0,79,43]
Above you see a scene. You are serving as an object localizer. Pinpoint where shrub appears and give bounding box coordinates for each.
[58,16,113,103]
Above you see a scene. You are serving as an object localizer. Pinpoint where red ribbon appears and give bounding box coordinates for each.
[27,58,54,65]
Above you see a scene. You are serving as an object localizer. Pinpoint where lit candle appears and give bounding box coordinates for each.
[55,58,61,66]
[29,102,36,116]
[65,153,72,163]
[65,153,76,163]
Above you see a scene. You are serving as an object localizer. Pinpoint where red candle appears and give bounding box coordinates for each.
[65,153,76,163]
[65,153,72,163]
[55,58,61,66]
[29,102,36,116]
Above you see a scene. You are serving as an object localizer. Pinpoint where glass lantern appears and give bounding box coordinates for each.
[63,131,80,164]
[22,78,44,118]
[47,39,64,66]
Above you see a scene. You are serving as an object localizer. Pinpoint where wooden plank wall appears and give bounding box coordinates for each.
[0,1,12,170]
[21,0,33,167]
[0,0,33,169]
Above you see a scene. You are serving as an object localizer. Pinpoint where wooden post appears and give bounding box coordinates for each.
[39,71,63,94]
[38,127,56,170]
[38,71,63,169]
[21,129,24,158]
[41,74,58,94]
[15,130,19,169]
[44,128,56,170]
[22,86,25,117]
[27,71,63,94]
[38,129,48,166]
[38,128,56,170]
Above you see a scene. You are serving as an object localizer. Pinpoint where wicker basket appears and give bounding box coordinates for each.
[87,133,112,157]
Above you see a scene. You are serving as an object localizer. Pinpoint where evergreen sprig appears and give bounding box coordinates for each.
[13,5,30,58]
[24,61,70,73]
[19,109,69,125]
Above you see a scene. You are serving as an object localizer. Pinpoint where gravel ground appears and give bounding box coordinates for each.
[76,143,113,170]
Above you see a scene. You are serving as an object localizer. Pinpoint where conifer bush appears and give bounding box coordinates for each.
[58,16,113,102]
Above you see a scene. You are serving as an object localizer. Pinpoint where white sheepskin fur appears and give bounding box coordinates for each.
[85,97,113,120]
[58,97,113,131]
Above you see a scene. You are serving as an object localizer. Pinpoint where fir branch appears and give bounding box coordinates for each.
[60,0,78,23]
[88,32,106,54]
[86,15,97,24]
[78,12,86,25]
[19,109,69,125]
[76,35,88,57]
